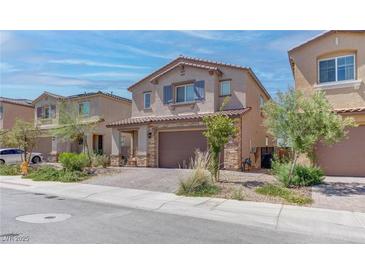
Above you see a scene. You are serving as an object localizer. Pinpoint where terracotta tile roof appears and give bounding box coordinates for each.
[149,61,221,82]
[106,108,250,127]
[127,55,271,99]
[0,97,33,107]
[335,107,365,113]
[32,90,131,105]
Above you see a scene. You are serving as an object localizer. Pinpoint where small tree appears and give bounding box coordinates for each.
[263,90,355,180]
[52,101,102,160]
[203,100,237,181]
[1,119,41,163]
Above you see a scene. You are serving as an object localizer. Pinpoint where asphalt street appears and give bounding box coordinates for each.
[0,188,349,243]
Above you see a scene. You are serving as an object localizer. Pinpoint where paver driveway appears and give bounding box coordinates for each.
[85,167,191,193]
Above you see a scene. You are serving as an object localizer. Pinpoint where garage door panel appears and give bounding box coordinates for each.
[316,126,365,176]
[159,130,207,168]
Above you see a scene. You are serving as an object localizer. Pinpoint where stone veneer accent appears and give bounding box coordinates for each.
[110,155,121,167]
[223,118,242,170]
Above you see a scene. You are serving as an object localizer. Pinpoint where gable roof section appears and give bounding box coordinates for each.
[128,55,271,99]
[288,30,365,54]
[107,108,250,127]
[287,30,365,75]
[0,97,34,108]
[32,91,131,105]
[149,61,221,83]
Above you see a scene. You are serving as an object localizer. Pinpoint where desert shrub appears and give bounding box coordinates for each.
[231,187,245,201]
[91,153,109,168]
[272,161,324,187]
[59,152,90,171]
[177,151,219,197]
[255,184,312,205]
[25,166,88,182]
[0,164,21,176]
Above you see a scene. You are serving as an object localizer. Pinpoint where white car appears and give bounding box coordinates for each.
[0,148,43,165]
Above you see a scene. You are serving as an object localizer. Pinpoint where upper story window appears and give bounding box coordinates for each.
[318,55,355,84]
[220,80,231,96]
[176,83,196,103]
[144,92,152,109]
[36,105,56,119]
[79,102,90,116]
[0,105,3,120]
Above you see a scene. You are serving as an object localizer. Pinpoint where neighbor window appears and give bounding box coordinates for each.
[318,55,355,84]
[79,102,90,116]
[0,105,3,120]
[220,80,231,96]
[144,92,151,109]
[175,84,196,103]
[44,106,50,119]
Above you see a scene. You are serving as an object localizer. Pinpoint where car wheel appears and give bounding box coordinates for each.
[32,156,41,164]
[0,159,5,165]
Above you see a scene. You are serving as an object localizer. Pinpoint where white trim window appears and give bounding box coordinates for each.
[175,83,195,103]
[220,80,231,96]
[259,95,265,108]
[144,92,152,109]
[318,54,355,84]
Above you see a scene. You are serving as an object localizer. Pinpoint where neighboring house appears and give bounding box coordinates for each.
[0,97,34,130]
[288,30,365,176]
[107,56,273,170]
[32,91,131,161]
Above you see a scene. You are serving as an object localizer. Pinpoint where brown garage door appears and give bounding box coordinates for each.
[316,126,365,176]
[159,130,207,168]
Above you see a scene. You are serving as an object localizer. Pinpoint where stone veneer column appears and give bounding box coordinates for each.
[110,128,121,166]
[223,118,241,170]
[147,126,157,167]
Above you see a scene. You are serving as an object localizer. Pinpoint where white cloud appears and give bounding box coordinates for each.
[0,62,18,73]
[178,30,263,42]
[48,59,148,69]
[120,44,177,59]
[79,71,143,78]
[267,31,323,51]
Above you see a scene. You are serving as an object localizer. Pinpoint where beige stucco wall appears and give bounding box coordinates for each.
[289,31,365,109]
[34,93,131,156]
[130,63,251,118]
[0,101,34,130]
[241,74,273,168]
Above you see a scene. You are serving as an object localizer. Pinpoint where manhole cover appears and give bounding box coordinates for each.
[16,213,71,223]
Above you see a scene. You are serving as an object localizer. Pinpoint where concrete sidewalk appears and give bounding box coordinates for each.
[1,175,365,243]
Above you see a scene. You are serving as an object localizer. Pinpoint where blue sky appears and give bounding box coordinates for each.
[0,30,322,100]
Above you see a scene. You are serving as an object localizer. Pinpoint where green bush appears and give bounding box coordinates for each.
[177,151,220,197]
[272,161,324,187]
[0,164,21,175]
[90,153,109,168]
[256,184,313,205]
[25,166,88,182]
[59,152,90,171]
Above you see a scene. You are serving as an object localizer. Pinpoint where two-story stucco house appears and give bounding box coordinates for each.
[32,91,131,161]
[288,30,365,176]
[107,56,273,170]
[0,97,34,131]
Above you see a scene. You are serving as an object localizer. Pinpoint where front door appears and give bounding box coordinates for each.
[93,135,103,154]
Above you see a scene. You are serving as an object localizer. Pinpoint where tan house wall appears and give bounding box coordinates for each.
[0,101,34,130]
[289,31,365,109]
[131,63,251,118]
[33,93,131,157]
[241,74,273,168]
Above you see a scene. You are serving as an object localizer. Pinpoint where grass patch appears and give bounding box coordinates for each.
[25,166,89,182]
[177,183,220,197]
[230,186,245,201]
[0,164,22,176]
[255,184,312,205]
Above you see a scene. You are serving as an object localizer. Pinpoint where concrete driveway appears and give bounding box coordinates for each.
[85,167,191,193]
